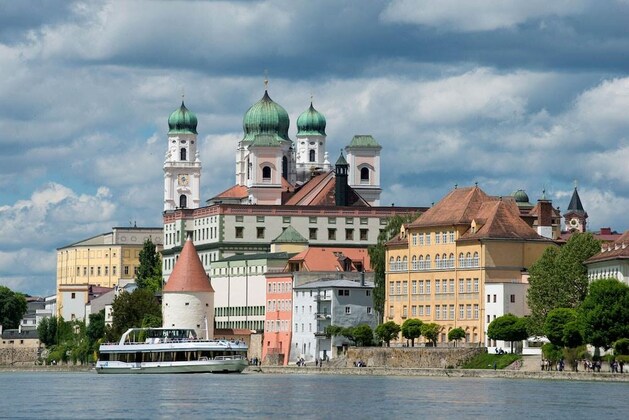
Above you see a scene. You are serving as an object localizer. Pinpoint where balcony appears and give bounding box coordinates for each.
[315,313,331,320]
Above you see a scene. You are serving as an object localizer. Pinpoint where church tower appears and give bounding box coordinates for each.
[345,135,382,206]
[295,101,330,183]
[236,87,295,204]
[564,186,588,232]
[164,100,201,211]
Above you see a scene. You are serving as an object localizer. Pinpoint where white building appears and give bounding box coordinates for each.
[585,230,629,285]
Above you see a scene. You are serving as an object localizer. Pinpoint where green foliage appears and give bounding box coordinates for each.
[401,318,423,347]
[562,321,583,349]
[614,338,629,355]
[579,278,629,349]
[135,239,163,292]
[111,288,162,339]
[462,353,520,369]
[340,327,356,345]
[325,325,344,338]
[543,308,578,347]
[0,286,27,329]
[86,310,106,350]
[487,314,528,353]
[37,316,58,347]
[448,327,466,346]
[542,343,563,364]
[375,321,401,346]
[352,324,374,347]
[420,323,442,347]
[527,233,600,334]
[368,213,418,321]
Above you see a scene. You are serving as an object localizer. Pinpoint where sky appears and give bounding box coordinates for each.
[1,0,629,297]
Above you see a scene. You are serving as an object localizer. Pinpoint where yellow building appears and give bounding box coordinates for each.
[385,186,556,346]
[56,227,162,317]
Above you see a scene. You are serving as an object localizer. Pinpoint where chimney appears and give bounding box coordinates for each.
[536,199,553,239]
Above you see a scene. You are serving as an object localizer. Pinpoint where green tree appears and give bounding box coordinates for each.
[543,308,578,347]
[325,325,344,339]
[37,316,58,347]
[111,289,162,339]
[527,233,600,333]
[487,314,528,353]
[341,327,356,345]
[86,310,106,350]
[614,338,629,355]
[375,321,401,347]
[368,214,418,322]
[401,318,423,347]
[579,278,629,350]
[562,321,584,349]
[135,238,163,292]
[421,323,442,347]
[448,327,466,347]
[352,324,374,347]
[0,286,27,329]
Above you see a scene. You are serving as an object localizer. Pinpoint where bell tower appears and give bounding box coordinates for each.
[164,99,201,211]
[564,185,587,233]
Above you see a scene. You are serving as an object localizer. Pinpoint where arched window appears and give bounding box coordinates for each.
[180,148,187,161]
[179,194,187,209]
[402,256,408,271]
[389,256,395,271]
[262,166,272,181]
[434,254,441,269]
[282,156,288,180]
[418,255,424,270]
[412,255,417,270]
[442,254,447,268]
[396,256,401,271]
[309,149,316,162]
[466,252,472,267]
[459,253,465,268]
[449,253,455,268]
[473,252,479,267]
[360,167,370,184]
[425,255,431,269]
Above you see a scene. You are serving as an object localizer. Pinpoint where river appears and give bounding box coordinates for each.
[1,372,627,419]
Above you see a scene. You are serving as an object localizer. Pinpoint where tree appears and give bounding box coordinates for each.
[487,314,528,353]
[579,278,629,350]
[368,214,418,322]
[0,286,27,329]
[111,288,162,339]
[375,321,400,347]
[448,327,466,347]
[135,238,163,292]
[37,316,58,347]
[352,324,374,347]
[421,323,442,347]
[527,233,600,334]
[87,310,106,350]
[401,318,423,347]
[325,325,344,339]
[543,308,578,347]
[614,338,629,356]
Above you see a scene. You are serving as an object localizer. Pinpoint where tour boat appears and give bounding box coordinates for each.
[96,328,248,374]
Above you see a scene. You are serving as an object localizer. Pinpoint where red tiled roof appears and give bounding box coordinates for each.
[212,185,249,200]
[284,171,369,206]
[585,230,629,263]
[164,237,214,292]
[288,247,371,271]
[462,199,548,241]
[409,187,492,227]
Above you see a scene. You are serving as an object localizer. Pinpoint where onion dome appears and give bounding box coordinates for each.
[512,189,530,204]
[168,101,198,135]
[297,102,326,136]
[242,91,290,143]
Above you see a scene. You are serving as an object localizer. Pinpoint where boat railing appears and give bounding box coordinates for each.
[100,338,248,347]
[214,355,246,361]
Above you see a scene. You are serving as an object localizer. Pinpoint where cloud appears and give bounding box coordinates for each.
[381,0,587,32]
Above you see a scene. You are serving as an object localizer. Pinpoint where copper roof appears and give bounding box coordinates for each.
[164,237,214,293]
[585,230,629,263]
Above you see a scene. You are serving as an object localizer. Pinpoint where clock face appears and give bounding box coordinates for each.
[569,218,578,227]
[178,174,189,186]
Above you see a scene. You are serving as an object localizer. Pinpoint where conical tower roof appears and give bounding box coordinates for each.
[164,235,214,292]
[567,187,586,215]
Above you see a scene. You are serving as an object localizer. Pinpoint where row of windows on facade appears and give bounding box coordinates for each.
[235,226,373,241]
[389,278,480,295]
[410,231,456,246]
[268,282,292,294]
[72,265,135,277]
[234,215,382,225]
[295,289,371,298]
[389,252,480,271]
[212,265,267,276]
[215,320,263,330]
[214,306,265,317]
[487,294,517,304]
[391,303,480,320]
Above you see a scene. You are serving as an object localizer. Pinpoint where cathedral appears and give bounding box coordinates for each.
[164,87,382,211]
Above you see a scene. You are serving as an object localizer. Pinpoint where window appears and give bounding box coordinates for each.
[474,304,479,319]
[366,290,371,296]
[360,229,368,241]
[124,266,129,275]
[309,228,317,240]
[412,234,418,246]
[435,280,441,294]
[367,307,373,315]
[425,234,431,245]
[97,266,101,276]
[360,167,369,183]
[442,232,447,243]
[389,306,394,318]
[256,216,265,223]
[235,227,244,238]
[435,233,440,244]
[402,305,408,318]
[425,305,431,316]
[418,280,424,294]
[262,166,271,180]
[411,305,417,316]
[449,231,455,243]
[389,282,395,296]
[345,306,351,314]
[466,278,472,293]
[459,304,465,319]
[328,228,336,240]
[328,217,336,224]
[449,305,455,320]
[112,266,116,275]
[473,278,479,293]
[425,280,431,294]
[346,217,354,224]
[412,280,417,294]
[179,194,187,208]
[466,304,472,319]
[487,294,491,303]
[493,294,497,303]
[418,305,424,316]
[309,149,316,162]
[338,289,350,296]
[235,215,244,222]
[309,216,317,224]
[345,229,354,240]
[449,279,454,293]
[257,227,265,239]
[360,217,368,225]
[402,281,408,295]
[435,305,441,320]
[395,281,401,295]
[105,266,109,275]
[510,294,516,303]
[180,148,186,161]
[71,292,76,299]
[282,216,291,223]
[419,233,424,246]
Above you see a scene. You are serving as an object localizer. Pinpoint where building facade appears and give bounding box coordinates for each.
[385,186,556,347]
[585,229,629,286]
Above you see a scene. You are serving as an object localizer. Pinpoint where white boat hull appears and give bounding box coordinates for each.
[95,359,248,374]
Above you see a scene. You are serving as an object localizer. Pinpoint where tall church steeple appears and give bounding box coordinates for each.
[295,100,330,183]
[564,185,588,232]
[164,99,201,211]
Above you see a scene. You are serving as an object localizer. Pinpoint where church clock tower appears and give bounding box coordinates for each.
[164,100,201,211]
[564,186,587,233]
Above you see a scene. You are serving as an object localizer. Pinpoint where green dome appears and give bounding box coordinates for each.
[297,102,326,136]
[168,101,198,135]
[512,189,530,204]
[242,91,290,143]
